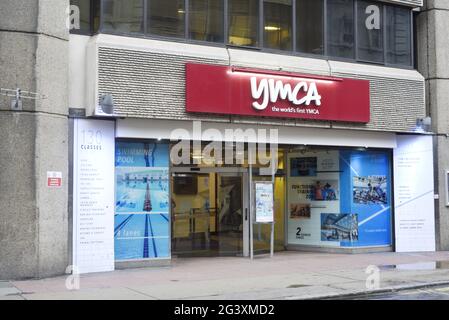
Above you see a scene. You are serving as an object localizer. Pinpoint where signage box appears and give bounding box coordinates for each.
[186,63,370,123]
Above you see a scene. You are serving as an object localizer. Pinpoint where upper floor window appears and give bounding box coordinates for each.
[102,0,144,33]
[189,0,224,43]
[148,0,185,38]
[70,0,414,68]
[327,0,355,59]
[228,0,259,47]
[70,0,100,34]
[263,0,293,51]
[357,0,384,63]
[296,0,324,55]
[386,5,412,65]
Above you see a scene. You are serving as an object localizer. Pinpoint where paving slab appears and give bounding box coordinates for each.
[8,251,449,300]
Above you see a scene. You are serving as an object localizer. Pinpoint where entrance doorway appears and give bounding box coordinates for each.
[171,168,249,257]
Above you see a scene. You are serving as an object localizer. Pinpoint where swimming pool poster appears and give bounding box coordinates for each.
[115,142,170,261]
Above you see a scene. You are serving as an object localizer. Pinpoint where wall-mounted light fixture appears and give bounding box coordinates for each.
[416,116,432,132]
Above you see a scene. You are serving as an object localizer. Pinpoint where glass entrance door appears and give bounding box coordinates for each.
[171,170,248,257]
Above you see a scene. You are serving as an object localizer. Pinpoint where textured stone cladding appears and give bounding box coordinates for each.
[98,47,425,133]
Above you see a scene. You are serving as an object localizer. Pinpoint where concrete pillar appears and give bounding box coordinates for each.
[0,0,69,279]
[417,0,449,250]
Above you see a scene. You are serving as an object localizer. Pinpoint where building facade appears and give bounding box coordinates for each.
[416,0,449,251]
[0,0,441,279]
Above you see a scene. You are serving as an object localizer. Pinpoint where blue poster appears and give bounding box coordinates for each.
[115,142,170,260]
[339,150,392,247]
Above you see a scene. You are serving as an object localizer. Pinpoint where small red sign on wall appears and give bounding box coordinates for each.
[47,171,62,188]
[186,63,370,123]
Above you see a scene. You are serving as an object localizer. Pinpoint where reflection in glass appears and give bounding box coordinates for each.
[228,0,259,47]
[386,6,411,66]
[263,0,293,51]
[189,0,224,43]
[171,173,243,257]
[148,0,185,38]
[102,0,144,33]
[70,0,91,32]
[296,0,324,54]
[357,0,383,62]
[327,0,355,59]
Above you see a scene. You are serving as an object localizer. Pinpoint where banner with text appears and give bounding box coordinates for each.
[394,135,435,252]
[73,119,115,274]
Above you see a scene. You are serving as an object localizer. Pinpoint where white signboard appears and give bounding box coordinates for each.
[73,119,115,273]
[255,182,274,223]
[394,135,436,252]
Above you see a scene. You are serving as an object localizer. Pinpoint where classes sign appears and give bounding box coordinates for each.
[186,63,370,123]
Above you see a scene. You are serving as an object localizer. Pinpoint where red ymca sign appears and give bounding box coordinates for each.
[185,63,370,123]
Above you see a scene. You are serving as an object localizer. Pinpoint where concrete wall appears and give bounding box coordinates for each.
[0,0,69,279]
[417,0,449,250]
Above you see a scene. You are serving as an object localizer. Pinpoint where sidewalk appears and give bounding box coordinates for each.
[2,251,449,300]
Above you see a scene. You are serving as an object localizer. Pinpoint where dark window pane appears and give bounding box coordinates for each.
[386,6,411,66]
[148,0,185,37]
[189,0,224,43]
[102,0,144,33]
[228,0,259,47]
[296,0,323,54]
[327,0,355,59]
[263,0,292,51]
[93,0,101,33]
[70,0,91,33]
[357,0,383,62]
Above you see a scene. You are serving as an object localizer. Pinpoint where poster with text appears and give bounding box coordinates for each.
[255,182,274,223]
[339,150,392,247]
[287,150,341,246]
[115,142,170,261]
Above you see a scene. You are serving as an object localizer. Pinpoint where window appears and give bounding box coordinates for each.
[357,0,383,63]
[386,5,412,66]
[69,0,100,34]
[228,0,259,47]
[148,0,185,37]
[263,0,293,51]
[189,0,224,43]
[70,0,91,32]
[296,0,324,55]
[83,0,414,68]
[102,0,144,33]
[327,0,355,59]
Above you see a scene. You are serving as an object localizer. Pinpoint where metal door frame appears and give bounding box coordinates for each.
[170,166,250,257]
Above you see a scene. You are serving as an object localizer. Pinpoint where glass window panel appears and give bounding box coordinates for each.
[327,0,355,59]
[386,6,412,66]
[263,0,292,51]
[228,0,259,47]
[296,0,324,55]
[93,0,101,33]
[189,0,224,43]
[357,0,384,63]
[102,0,144,33]
[148,0,185,38]
[70,0,91,33]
